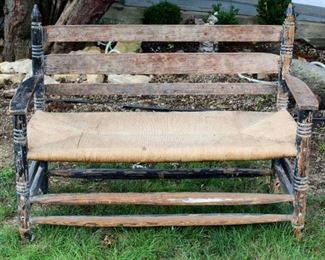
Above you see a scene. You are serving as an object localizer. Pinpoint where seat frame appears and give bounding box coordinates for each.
[10,4,318,240]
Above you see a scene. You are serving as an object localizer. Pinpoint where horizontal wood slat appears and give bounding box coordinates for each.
[31,214,293,227]
[44,25,282,42]
[49,168,273,180]
[45,53,280,75]
[30,192,294,206]
[46,83,277,96]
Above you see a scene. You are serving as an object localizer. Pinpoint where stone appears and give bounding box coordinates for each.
[291,59,325,108]
[111,41,141,53]
[0,59,32,74]
[53,74,80,83]
[107,74,151,84]
[72,46,102,55]
[87,74,105,84]
[0,73,25,85]
[24,72,59,85]
[44,75,59,85]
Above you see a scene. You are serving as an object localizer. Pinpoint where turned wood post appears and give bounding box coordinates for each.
[13,114,31,239]
[31,4,49,195]
[277,4,295,110]
[292,110,313,238]
[31,4,45,111]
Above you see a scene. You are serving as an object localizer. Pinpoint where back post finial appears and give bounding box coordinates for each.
[286,3,295,21]
[31,3,45,111]
[32,4,42,23]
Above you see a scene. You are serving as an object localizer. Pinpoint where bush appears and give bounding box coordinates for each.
[143,1,181,24]
[257,0,291,24]
[212,3,239,24]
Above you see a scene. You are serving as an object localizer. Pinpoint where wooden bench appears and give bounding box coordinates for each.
[10,4,318,240]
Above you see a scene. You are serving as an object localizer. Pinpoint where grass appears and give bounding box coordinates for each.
[0,165,324,260]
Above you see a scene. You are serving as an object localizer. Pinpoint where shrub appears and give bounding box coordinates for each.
[143,1,181,24]
[212,3,239,24]
[257,0,291,25]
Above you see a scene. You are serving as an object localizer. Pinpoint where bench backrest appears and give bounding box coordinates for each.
[31,4,295,100]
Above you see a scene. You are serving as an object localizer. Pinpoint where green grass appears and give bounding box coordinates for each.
[0,165,324,260]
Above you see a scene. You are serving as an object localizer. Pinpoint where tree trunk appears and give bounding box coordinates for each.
[3,0,34,61]
[3,0,115,61]
[47,0,115,53]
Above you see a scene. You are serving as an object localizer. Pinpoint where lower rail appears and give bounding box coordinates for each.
[49,168,272,180]
[30,192,294,206]
[31,213,293,227]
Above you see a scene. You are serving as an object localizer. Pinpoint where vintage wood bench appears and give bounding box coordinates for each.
[10,4,318,240]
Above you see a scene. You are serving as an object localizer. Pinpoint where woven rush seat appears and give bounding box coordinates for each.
[27,110,297,162]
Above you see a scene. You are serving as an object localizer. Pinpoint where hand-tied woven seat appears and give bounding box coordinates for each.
[10,4,319,240]
[27,111,297,162]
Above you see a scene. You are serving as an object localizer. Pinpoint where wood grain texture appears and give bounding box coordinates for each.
[30,214,293,227]
[285,74,319,110]
[49,168,273,180]
[45,53,280,75]
[46,83,277,96]
[30,192,294,206]
[43,25,282,42]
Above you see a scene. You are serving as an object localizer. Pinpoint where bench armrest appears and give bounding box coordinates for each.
[284,74,319,111]
[9,76,41,115]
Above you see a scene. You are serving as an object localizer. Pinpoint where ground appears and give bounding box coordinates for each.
[0,41,324,259]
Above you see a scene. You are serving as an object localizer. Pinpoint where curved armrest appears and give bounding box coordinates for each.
[9,76,41,115]
[284,74,319,111]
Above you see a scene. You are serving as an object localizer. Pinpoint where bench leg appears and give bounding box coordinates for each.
[292,110,313,239]
[13,114,32,240]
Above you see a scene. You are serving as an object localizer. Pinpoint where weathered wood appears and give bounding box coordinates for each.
[285,74,319,110]
[13,114,31,240]
[293,110,313,238]
[46,83,277,96]
[280,5,295,79]
[45,53,280,75]
[43,24,282,43]
[30,192,293,206]
[28,161,40,183]
[49,168,273,180]
[280,158,293,182]
[9,76,41,115]
[31,214,293,227]
[277,4,295,110]
[31,4,45,111]
[29,163,45,197]
[273,160,294,195]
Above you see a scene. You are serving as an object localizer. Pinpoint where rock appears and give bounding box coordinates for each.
[291,59,325,108]
[107,74,151,84]
[87,74,105,84]
[3,89,16,98]
[82,46,102,54]
[45,75,59,85]
[24,72,59,85]
[53,74,80,83]
[0,59,32,74]
[72,46,102,55]
[111,41,141,53]
[0,73,25,85]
